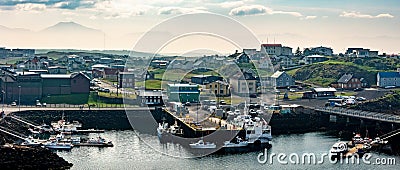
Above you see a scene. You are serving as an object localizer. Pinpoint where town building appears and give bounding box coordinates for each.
[48,66,67,74]
[119,72,135,88]
[205,80,230,97]
[302,88,336,98]
[377,70,400,87]
[261,44,292,56]
[167,84,200,103]
[345,48,379,58]
[270,71,295,88]
[138,90,164,106]
[0,72,90,104]
[0,47,35,58]
[103,67,125,81]
[191,75,223,85]
[303,46,333,56]
[150,60,169,68]
[334,74,362,89]
[301,55,328,64]
[230,71,257,95]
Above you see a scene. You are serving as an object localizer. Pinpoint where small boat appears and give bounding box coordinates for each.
[87,136,113,146]
[189,139,216,149]
[43,141,73,149]
[21,136,43,146]
[223,137,248,148]
[330,142,348,158]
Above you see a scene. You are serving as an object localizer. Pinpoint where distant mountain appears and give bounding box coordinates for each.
[0,25,30,32]
[40,21,103,34]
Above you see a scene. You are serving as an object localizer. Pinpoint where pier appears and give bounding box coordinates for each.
[314,107,400,124]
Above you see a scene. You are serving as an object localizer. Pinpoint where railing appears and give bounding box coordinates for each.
[315,107,400,123]
[6,103,141,109]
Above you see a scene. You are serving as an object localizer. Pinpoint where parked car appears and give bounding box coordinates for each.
[42,103,47,107]
[289,89,296,92]
[219,100,226,105]
[384,86,396,89]
[103,88,110,93]
[11,102,17,106]
[356,97,366,101]
[354,88,363,91]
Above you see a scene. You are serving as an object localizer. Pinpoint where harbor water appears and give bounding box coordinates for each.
[56,131,399,169]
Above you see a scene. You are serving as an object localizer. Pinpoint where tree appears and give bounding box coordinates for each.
[295,47,302,57]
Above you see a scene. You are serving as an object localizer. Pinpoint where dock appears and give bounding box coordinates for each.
[74,143,113,147]
[76,129,105,133]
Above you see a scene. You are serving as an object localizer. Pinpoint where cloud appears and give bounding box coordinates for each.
[304,15,317,20]
[15,3,46,11]
[229,5,271,16]
[340,11,394,19]
[219,1,245,8]
[158,7,207,15]
[229,5,302,17]
[0,0,96,10]
[272,11,302,17]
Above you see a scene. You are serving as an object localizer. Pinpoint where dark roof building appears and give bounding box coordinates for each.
[191,75,223,85]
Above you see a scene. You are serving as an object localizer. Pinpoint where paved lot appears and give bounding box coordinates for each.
[282,88,389,108]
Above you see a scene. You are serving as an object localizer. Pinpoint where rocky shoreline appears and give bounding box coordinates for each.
[0,144,72,170]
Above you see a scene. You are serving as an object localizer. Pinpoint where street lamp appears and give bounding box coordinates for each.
[2,90,5,112]
[18,85,21,111]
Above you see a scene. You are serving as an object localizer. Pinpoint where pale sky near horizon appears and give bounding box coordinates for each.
[0,0,399,54]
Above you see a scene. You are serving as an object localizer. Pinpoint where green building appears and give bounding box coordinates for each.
[167,84,199,103]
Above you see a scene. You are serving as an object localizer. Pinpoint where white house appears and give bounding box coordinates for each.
[261,44,292,56]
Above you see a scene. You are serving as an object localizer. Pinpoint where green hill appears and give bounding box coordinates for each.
[352,90,400,115]
[289,61,378,87]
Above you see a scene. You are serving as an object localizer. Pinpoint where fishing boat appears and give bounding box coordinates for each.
[42,141,73,149]
[223,137,248,148]
[189,139,216,149]
[51,112,82,133]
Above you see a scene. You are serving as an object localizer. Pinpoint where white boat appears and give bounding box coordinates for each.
[157,121,184,140]
[21,136,44,146]
[230,114,272,144]
[43,141,73,149]
[51,112,82,133]
[223,137,248,148]
[189,139,216,149]
[87,136,113,145]
[330,142,348,156]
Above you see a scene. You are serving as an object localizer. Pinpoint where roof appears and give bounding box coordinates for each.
[306,55,326,58]
[139,90,163,97]
[206,80,229,86]
[41,74,71,79]
[271,71,284,78]
[261,44,282,47]
[119,72,134,75]
[337,74,353,83]
[378,72,400,78]
[91,64,109,68]
[72,72,90,80]
[313,87,337,92]
[168,84,198,88]
[192,75,213,78]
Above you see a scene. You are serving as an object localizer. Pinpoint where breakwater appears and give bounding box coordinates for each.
[10,107,400,155]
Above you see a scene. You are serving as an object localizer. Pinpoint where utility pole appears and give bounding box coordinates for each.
[18,86,21,111]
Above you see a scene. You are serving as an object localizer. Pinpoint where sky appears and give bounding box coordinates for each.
[0,0,399,54]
